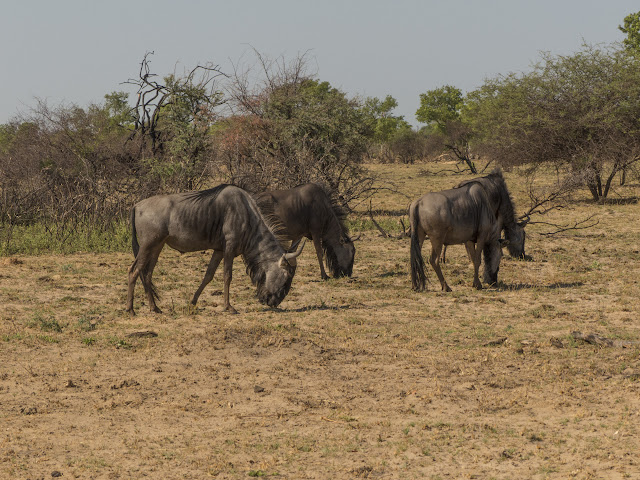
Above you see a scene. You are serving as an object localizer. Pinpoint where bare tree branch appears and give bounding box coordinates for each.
[536,214,600,236]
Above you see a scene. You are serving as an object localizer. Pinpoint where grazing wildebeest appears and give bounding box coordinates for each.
[455,169,528,258]
[409,182,503,292]
[441,169,530,263]
[255,183,356,280]
[126,184,305,315]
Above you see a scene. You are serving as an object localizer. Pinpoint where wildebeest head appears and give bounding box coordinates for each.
[504,214,530,259]
[505,224,526,259]
[255,240,306,307]
[324,234,356,278]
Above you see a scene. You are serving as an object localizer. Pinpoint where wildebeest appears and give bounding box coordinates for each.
[454,169,529,258]
[410,182,506,292]
[126,184,305,315]
[439,170,530,263]
[255,183,356,280]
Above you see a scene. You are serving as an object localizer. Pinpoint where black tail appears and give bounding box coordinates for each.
[410,205,427,291]
[131,207,140,258]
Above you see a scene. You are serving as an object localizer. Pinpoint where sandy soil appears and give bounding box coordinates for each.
[1,165,640,479]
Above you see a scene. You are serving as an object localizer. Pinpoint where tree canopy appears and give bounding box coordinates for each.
[415,85,464,134]
[217,54,376,203]
[465,44,640,200]
[619,11,640,52]
[363,95,411,144]
[415,85,477,172]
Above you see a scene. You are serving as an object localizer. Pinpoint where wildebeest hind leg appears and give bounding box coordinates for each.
[429,242,451,292]
[465,241,483,290]
[191,250,223,306]
[222,252,238,314]
[126,260,141,315]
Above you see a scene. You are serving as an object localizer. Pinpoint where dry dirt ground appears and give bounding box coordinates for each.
[1,164,640,479]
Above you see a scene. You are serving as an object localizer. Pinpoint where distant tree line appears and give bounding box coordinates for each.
[415,11,640,202]
[1,11,639,248]
[0,50,420,244]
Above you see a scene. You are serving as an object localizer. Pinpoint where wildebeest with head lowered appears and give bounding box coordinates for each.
[454,169,528,258]
[409,182,504,292]
[255,183,356,280]
[126,184,305,315]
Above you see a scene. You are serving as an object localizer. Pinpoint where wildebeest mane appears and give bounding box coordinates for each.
[177,184,231,245]
[318,185,353,277]
[320,184,350,237]
[184,183,230,201]
[251,192,290,246]
[240,192,294,303]
[323,243,345,277]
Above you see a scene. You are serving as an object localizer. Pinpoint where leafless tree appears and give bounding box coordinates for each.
[124,52,227,157]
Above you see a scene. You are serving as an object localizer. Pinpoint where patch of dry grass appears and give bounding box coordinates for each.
[1,163,640,479]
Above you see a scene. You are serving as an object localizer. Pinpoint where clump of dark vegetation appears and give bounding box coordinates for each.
[4,25,640,254]
[0,52,399,253]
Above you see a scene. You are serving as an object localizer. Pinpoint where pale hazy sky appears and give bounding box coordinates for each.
[1,1,637,126]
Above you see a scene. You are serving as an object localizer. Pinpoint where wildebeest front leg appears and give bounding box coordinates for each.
[311,235,329,280]
[222,252,238,314]
[429,242,452,292]
[465,241,483,290]
[191,250,223,306]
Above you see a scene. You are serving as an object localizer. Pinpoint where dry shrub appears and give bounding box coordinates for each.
[0,101,139,237]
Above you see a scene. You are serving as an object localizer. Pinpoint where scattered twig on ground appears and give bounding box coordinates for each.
[571,331,636,348]
[483,337,507,347]
[127,330,159,338]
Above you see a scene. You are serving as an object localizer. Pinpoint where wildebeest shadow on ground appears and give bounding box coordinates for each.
[367,208,409,217]
[597,196,638,205]
[566,196,639,206]
[378,270,405,278]
[494,281,584,291]
[269,304,355,314]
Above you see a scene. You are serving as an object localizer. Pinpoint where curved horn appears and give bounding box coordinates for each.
[517,213,531,227]
[349,233,362,242]
[283,239,306,264]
